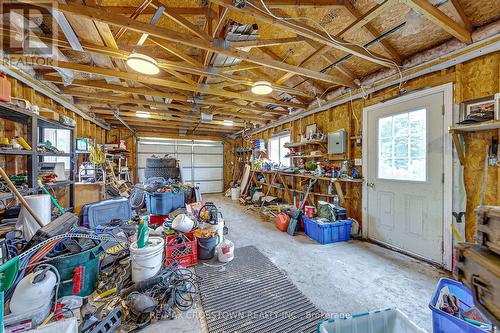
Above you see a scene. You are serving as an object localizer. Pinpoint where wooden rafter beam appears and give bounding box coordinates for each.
[153,1,211,40]
[402,0,472,44]
[91,105,268,123]
[19,0,351,86]
[0,27,308,96]
[44,76,286,116]
[231,37,305,50]
[95,110,245,127]
[262,0,345,7]
[102,117,236,132]
[343,1,401,63]
[114,0,153,41]
[211,0,395,68]
[11,56,303,108]
[99,6,215,16]
[448,0,472,32]
[336,0,396,38]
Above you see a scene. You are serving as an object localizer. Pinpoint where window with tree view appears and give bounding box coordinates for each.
[268,135,290,167]
[378,109,426,181]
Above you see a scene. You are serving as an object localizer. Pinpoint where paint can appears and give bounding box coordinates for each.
[231,187,240,201]
[304,205,316,218]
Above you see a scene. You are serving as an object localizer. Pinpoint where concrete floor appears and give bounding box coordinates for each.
[143,194,449,332]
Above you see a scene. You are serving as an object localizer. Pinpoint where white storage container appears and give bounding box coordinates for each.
[317,308,428,333]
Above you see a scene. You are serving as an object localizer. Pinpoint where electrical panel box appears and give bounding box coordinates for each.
[328,129,346,154]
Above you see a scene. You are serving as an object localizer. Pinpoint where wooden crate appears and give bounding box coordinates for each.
[476,206,500,255]
[455,243,500,326]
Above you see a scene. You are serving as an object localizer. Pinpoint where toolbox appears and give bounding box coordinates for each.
[455,242,500,326]
[475,206,500,255]
[79,197,132,229]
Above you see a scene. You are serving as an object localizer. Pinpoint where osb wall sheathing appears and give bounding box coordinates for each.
[0,75,107,177]
[232,52,499,238]
[455,54,499,241]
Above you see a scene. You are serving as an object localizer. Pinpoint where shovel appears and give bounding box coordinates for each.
[287,177,317,236]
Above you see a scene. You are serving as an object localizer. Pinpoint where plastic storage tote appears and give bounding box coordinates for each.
[146,191,174,215]
[317,308,428,333]
[429,278,491,333]
[303,217,352,244]
[172,190,185,210]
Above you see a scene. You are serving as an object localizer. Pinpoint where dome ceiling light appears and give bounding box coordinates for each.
[251,81,273,95]
[126,53,160,75]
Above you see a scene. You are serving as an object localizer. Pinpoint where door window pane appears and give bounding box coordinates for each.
[377,109,426,181]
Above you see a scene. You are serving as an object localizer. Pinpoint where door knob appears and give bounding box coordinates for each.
[367,182,375,188]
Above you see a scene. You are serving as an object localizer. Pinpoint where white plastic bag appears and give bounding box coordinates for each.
[217,239,234,263]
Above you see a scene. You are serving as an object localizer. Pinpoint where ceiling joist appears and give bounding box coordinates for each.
[402,0,473,44]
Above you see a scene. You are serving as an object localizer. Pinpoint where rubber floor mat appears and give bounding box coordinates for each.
[196,246,323,333]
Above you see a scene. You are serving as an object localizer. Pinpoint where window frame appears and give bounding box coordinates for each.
[376,108,428,183]
[268,134,291,167]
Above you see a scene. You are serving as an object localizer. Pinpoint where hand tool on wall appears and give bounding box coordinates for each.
[287,177,317,236]
[0,166,44,227]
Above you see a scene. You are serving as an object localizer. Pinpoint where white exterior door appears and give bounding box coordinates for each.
[137,138,224,193]
[365,92,445,264]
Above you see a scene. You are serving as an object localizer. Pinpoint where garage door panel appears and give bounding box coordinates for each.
[194,154,223,167]
[137,138,224,193]
[181,167,192,182]
[138,143,176,154]
[197,181,223,194]
[177,145,192,154]
[193,146,223,155]
[138,169,145,182]
[177,154,192,167]
[194,167,223,181]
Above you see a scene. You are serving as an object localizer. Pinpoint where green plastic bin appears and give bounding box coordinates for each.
[51,243,103,297]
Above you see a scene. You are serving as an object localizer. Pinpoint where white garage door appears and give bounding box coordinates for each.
[137,138,224,194]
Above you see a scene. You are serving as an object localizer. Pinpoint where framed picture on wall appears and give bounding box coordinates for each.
[459,95,495,124]
[305,123,317,139]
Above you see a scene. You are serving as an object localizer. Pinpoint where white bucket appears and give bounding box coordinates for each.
[172,214,194,232]
[231,187,240,200]
[217,239,234,263]
[130,236,165,282]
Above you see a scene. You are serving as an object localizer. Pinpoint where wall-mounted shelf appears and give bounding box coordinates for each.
[0,150,34,156]
[449,120,500,133]
[449,120,499,165]
[252,169,363,208]
[284,139,327,148]
[285,154,324,159]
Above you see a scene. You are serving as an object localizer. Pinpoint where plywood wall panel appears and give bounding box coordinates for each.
[232,52,499,237]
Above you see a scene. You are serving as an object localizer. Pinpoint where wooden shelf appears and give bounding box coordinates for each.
[449,120,499,165]
[0,149,34,155]
[449,120,500,133]
[38,152,73,157]
[284,139,327,148]
[254,170,363,183]
[285,154,324,159]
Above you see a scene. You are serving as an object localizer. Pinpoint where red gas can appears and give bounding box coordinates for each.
[0,73,11,102]
[275,212,290,232]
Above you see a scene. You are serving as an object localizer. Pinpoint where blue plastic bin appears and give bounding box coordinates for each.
[146,191,174,215]
[303,217,352,244]
[172,190,185,210]
[429,278,490,333]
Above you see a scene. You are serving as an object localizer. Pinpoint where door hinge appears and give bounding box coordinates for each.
[442,105,445,115]
[442,173,445,184]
